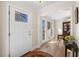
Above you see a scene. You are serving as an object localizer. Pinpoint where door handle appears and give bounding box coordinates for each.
[28,31,31,36]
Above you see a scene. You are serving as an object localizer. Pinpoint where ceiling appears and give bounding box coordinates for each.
[15,1,73,20]
[33,1,72,20]
[20,1,63,9]
[25,1,72,20]
[47,8,71,20]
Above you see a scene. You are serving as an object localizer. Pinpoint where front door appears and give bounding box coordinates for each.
[9,6,32,57]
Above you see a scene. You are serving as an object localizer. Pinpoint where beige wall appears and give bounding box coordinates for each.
[32,10,38,49]
[0,2,4,56]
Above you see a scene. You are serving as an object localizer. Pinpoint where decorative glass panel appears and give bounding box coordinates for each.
[41,20,45,40]
[15,11,28,23]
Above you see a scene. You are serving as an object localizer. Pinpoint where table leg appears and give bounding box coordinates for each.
[76,50,78,57]
[73,51,74,57]
[65,47,67,57]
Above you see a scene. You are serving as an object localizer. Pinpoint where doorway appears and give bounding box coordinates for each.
[9,5,32,57]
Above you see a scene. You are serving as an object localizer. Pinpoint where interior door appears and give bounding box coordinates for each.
[9,6,32,57]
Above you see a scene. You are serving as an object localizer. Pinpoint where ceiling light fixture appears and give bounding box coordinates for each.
[39,1,44,3]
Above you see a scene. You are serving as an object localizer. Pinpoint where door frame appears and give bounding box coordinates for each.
[8,4,32,57]
[8,5,10,57]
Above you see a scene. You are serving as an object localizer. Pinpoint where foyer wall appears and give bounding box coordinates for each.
[0,2,4,56]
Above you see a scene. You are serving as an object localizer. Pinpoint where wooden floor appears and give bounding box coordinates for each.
[38,39,65,57]
[22,39,65,57]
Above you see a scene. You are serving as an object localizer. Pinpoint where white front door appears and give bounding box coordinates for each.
[9,6,32,57]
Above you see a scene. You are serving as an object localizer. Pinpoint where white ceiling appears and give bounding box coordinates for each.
[33,1,72,20]
[47,8,71,20]
[25,1,72,20]
[20,1,62,9]
[16,1,73,20]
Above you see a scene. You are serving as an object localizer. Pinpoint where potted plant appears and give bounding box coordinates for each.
[65,35,75,45]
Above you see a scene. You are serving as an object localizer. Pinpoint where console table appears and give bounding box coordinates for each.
[65,42,78,57]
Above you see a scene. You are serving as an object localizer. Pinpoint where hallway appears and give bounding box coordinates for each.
[22,38,65,57]
[0,1,79,57]
[39,39,65,57]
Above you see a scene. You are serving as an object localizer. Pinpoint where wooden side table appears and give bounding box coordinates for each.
[65,42,78,57]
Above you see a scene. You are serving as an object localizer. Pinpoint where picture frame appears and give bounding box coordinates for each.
[47,21,51,30]
[75,7,78,24]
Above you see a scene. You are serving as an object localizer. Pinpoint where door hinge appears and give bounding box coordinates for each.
[8,32,10,36]
[8,10,10,15]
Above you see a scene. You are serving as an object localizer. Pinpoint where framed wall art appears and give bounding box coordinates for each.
[75,7,78,24]
[47,21,51,30]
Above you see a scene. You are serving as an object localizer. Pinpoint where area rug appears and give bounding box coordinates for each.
[21,50,53,57]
